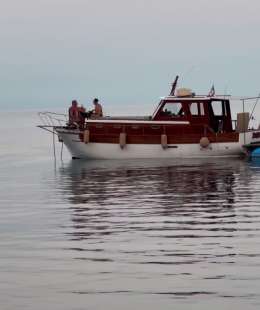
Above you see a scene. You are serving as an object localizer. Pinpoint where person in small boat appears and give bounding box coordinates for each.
[91,98,103,118]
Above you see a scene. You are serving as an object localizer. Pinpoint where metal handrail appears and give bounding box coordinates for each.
[38,111,68,127]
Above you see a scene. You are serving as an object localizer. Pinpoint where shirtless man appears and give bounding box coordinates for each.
[92,98,103,118]
[68,100,79,125]
[68,100,86,127]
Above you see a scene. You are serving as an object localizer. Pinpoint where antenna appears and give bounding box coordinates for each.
[181,65,197,86]
[182,66,196,80]
[169,75,179,96]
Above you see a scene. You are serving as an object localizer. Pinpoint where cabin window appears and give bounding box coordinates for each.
[211,100,226,116]
[189,102,205,116]
[162,102,184,117]
[189,102,199,115]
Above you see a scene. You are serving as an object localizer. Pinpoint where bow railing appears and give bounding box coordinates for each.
[38,111,68,127]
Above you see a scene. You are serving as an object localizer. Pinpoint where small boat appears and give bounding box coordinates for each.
[38,78,260,160]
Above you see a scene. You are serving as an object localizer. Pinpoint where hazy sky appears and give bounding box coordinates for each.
[1,0,260,113]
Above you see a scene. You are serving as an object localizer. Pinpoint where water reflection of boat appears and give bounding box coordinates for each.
[58,158,253,208]
[56,159,257,242]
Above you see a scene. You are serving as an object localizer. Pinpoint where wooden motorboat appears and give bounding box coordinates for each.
[38,79,260,159]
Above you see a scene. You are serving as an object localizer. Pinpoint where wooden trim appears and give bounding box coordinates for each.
[85,119,190,125]
[77,132,239,145]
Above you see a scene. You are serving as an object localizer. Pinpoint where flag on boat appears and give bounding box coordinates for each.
[208,84,215,97]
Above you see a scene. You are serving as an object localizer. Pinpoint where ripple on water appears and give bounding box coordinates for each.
[1,158,260,309]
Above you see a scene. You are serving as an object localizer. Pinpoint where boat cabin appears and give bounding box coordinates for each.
[153,97,233,133]
[78,95,237,146]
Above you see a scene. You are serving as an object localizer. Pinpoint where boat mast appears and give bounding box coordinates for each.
[169,75,179,96]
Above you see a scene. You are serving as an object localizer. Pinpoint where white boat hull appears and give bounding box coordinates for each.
[55,129,260,159]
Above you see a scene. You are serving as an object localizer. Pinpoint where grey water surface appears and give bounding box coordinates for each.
[1,111,260,310]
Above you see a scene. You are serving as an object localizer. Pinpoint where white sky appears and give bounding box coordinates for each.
[1,0,260,115]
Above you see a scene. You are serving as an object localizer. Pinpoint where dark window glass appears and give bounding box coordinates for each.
[162,102,184,117]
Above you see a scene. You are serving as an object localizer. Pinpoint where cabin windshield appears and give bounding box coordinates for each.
[162,102,184,117]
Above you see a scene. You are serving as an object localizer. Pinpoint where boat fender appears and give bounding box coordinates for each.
[83,129,90,143]
[119,133,126,149]
[200,137,210,148]
[161,134,168,149]
[236,112,250,133]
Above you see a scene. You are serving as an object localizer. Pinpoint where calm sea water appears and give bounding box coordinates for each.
[1,111,260,310]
